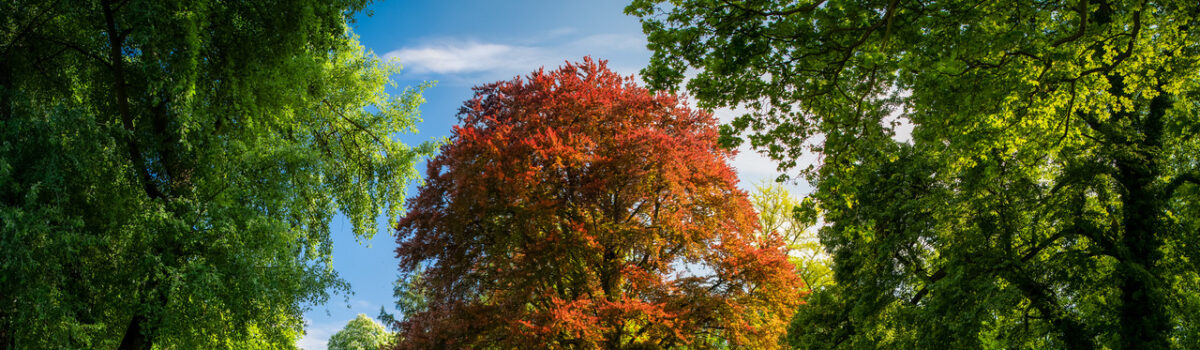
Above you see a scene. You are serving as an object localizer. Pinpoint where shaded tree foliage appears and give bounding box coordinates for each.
[631,0,1200,348]
[0,0,433,348]
[391,58,802,349]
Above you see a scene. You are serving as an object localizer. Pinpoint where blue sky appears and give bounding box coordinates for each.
[298,1,809,348]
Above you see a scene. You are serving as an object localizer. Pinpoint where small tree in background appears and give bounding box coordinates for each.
[391,58,802,349]
[750,183,831,293]
[328,314,391,350]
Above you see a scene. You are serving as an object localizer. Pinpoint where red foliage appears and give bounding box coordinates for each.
[391,58,802,349]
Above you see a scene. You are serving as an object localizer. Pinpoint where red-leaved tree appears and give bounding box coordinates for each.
[391,58,801,349]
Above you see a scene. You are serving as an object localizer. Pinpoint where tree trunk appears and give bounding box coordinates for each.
[117,314,151,350]
[1115,92,1171,350]
[600,246,623,349]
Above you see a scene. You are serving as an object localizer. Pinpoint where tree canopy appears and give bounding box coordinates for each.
[0,0,433,348]
[329,314,392,350]
[390,58,802,349]
[630,0,1200,348]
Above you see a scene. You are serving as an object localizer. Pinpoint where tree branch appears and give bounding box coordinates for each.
[1074,7,1142,79]
[1163,170,1200,199]
[102,0,164,202]
[0,3,56,57]
[36,35,112,69]
[908,267,946,305]
[322,99,387,146]
[719,0,826,17]
[1052,0,1088,47]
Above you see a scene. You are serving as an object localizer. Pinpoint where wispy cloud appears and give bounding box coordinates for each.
[383,30,824,194]
[382,31,648,84]
[297,318,340,350]
[384,42,544,75]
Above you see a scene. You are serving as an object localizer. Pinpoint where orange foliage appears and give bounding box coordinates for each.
[391,58,802,349]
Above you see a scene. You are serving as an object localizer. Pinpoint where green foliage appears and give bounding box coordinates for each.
[632,0,1200,348]
[750,182,832,292]
[329,314,392,350]
[377,269,429,334]
[0,0,433,348]
[393,271,429,322]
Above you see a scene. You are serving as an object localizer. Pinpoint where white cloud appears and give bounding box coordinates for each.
[383,31,820,194]
[296,335,326,350]
[384,41,545,75]
[297,318,341,350]
[382,31,648,83]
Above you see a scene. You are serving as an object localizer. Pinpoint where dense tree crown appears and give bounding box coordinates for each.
[329,314,393,350]
[391,58,802,349]
[0,0,432,348]
[631,0,1200,349]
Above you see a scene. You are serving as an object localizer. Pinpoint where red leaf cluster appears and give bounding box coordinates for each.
[391,58,802,349]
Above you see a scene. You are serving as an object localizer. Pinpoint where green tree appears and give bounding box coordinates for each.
[0,0,433,348]
[329,314,392,350]
[630,0,1200,348]
[750,182,831,292]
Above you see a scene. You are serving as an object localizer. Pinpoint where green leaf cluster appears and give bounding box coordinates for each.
[631,0,1200,348]
[0,0,433,348]
[750,182,832,292]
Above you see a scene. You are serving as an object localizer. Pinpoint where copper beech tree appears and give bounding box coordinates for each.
[390,58,802,349]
